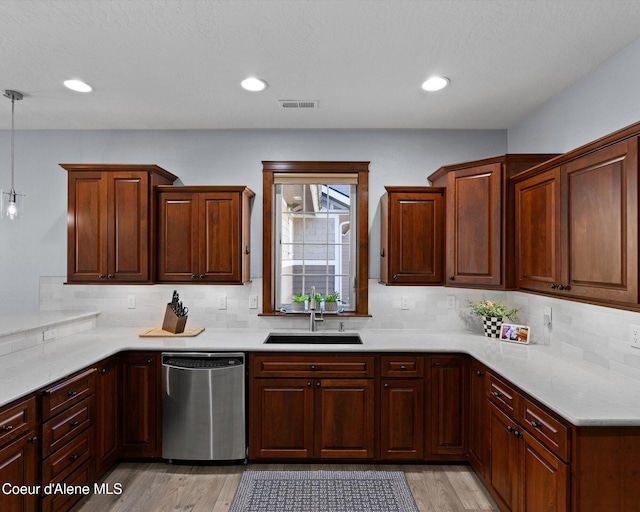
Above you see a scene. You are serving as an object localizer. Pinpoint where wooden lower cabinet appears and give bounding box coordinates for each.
[94,356,120,477]
[380,378,424,459]
[468,360,489,481]
[119,353,161,458]
[427,355,468,458]
[489,403,569,512]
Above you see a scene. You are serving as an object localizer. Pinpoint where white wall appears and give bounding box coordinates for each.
[0,128,506,315]
[508,37,640,153]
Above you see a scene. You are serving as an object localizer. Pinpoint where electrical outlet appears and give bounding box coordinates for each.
[446,296,456,309]
[43,329,56,342]
[218,295,227,310]
[544,306,552,326]
[249,295,258,309]
[631,324,640,349]
[401,296,410,310]
[127,294,136,309]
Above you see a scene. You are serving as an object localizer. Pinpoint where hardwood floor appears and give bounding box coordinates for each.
[70,462,499,511]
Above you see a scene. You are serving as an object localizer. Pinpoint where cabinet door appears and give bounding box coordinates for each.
[95,357,120,477]
[428,356,468,457]
[156,191,200,281]
[489,404,519,512]
[380,379,424,459]
[515,168,562,293]
[468,360,489,480]
[561,138,638,304]
[120,354,160,458]
[200,192,241,282]
[108,172,150,281]
[0,434,38,512]
[249,379,314,459]
[67,172,108,282]
[315,379,375,459]
[520,432,569,512]
[446,163,502,286]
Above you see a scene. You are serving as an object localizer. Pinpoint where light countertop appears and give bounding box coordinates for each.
[1,313,640,427]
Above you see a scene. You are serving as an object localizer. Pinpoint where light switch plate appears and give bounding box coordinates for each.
[249,295,258,309]
[218,296,227,310]
[631,324,640,349]
[401,296,410,310]
[446,296,456,309]
[127,294,136,309]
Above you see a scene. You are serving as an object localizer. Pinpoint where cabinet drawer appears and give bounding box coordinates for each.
[0,396,36,448]
[41,368,96,420]
[41,427,92,483]
[41,396,94,459]
[252,354,375,378]
[488,373,520,416]
[521,397,570,461]
[41,460,92,512]
[380,355,424,377]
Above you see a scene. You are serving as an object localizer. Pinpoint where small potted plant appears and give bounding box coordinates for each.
[323,292,340,312]
[291,293,309,312]
[468,297,518,338]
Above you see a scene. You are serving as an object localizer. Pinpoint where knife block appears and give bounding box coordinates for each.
[162,304,187,334]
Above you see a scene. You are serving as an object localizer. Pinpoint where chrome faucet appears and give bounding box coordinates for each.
[309,286,323,332]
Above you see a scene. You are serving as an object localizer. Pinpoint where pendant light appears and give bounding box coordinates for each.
[1,90,25,220]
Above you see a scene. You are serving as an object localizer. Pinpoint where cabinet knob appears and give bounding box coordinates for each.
[380,249,385,257]
[69,454,79,461]
[514,430,524,438]
[191,274,197,280]
[493,391,503,398]
[1,424,13,432]
[551,283,558,289]
[67,390,78,397]
[98,274,106,279]
[70,421,80,427]
[476,370,484,377]
[307,382,311,387]
[506,425,514,433]
[449,276,455,281]
[107,273,114,279]
[28,436,38,443]
[434,361,441,366]
[400,365,406,370]
[392,274,398,280]
[531,421,542,428]
[316,382,321,387]
[147,359,153,365]
[384,383,389,388]
[246,245,251,255]
[99,368,107,375]
[310,365,316,370]
[199,274,205,280]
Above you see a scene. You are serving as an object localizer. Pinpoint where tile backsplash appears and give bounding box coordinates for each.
[39,276,640,382]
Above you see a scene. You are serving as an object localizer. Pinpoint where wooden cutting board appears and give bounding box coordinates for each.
[138,327,205,337]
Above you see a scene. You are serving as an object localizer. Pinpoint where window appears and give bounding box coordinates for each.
[262,161,369,316]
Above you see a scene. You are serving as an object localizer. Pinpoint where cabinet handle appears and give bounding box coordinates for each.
[476,370,484,377]
[99,368,107,375]
[514,430,524,438]
[392,274,398,280]
[531,421,542,428]
[493,391,503,398]
[449,276,455,281]
[70,454,79,461]
[380,249,385,257]
[28,436,38,443]
[246,245,250,255]
[551,283,558,289]
[70,421,80,428]
[67,391,78,397]
[1,424,13,432]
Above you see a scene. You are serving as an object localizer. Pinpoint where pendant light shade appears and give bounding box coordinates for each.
[2,89,25,220]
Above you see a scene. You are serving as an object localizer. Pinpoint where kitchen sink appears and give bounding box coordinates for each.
[263,333,363,344]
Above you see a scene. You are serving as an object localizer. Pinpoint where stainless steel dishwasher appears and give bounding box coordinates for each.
[162,352,246,462]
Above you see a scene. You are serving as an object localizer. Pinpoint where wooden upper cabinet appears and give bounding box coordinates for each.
[515,167,562,292]
[380,187,444,285]
[62,164,178,283]
[514,135,639,307]
[429,155,556,289]
[156,186,254,283]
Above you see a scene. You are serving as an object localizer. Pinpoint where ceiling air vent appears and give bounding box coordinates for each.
[278,100,319,110]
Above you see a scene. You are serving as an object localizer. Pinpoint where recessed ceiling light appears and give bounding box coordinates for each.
[421,76,450,92]
[64,79,93,93]
[241,77,268,92]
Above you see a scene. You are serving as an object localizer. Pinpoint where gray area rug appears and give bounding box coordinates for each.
[228,470,420,512]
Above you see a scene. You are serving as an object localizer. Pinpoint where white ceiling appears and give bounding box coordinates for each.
[1,0,640,130]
